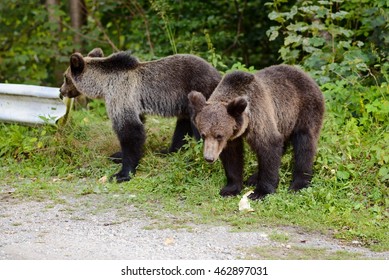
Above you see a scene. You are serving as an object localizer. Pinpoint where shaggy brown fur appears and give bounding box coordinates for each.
[189,65,325,200]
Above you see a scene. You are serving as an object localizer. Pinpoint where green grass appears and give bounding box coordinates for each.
[0,83,388,252]
[246,246,367,260]
[269,231,290,243]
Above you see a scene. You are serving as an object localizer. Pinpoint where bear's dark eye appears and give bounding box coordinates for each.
[200,133,206,140]
[216,134,223,141]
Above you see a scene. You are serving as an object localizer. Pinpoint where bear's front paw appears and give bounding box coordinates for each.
[289,178,310,192]
[109,172,131,183]
[220,184,241,197]
[248,190,267,200]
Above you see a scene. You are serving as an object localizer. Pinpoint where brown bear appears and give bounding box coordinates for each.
[188,65,325,200]
[60,49,221,182]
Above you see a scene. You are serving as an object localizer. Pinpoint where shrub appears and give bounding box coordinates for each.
[266,0,389,85]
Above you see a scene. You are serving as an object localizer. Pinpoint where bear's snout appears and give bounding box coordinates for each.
[204,154,216,163]
[203,139,222,164]
[59,86,67,98]
[59,89,64,99]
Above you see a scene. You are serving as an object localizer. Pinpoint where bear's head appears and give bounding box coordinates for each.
[60,48,104,98]
[188,90,249,163]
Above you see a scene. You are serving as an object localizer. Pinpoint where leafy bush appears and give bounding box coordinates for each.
[0,0,75,85]
[0,123,56,159]
[266,0,389,85]
[1,0,284,86]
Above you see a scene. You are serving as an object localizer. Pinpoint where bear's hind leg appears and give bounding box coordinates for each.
[289,129,317,191]
[166,117,193,153]
[219,137,244,196]
[248,139,283,200]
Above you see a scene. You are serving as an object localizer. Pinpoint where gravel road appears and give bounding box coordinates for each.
[0,188,387,260]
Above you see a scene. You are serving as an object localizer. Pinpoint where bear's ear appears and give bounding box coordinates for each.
[87,48,104,58]
[227,96,248,118]
[70,53,85,76]
[188,91,207,116]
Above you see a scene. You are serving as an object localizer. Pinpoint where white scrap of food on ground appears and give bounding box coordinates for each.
[238,190,255,212]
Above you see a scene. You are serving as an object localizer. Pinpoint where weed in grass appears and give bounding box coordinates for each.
[269,232,290,243]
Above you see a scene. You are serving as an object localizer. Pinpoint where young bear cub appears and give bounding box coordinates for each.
[188,65,325,200]
[60,48,221,182]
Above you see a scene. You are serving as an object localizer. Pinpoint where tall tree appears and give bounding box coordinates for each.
[69,0,87,51]
[46,0,64,85]
[46,0,61,32]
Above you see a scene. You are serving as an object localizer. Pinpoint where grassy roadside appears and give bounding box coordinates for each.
[0,82,388,253]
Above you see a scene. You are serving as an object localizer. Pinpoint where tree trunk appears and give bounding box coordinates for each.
[46,0,61,32]
[69,0,87,51]
[46,0,63,86]
[69,0,89,107]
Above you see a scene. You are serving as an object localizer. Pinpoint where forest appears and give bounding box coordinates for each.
[1,0,388,85]
[0,0,388,252]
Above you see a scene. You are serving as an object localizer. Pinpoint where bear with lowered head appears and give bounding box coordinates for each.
[188,65,325,200]
[60,48,221,182]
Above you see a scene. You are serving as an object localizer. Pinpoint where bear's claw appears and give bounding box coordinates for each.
[220,184,241,197]
[248,191,266,200]
[109,173,131,183]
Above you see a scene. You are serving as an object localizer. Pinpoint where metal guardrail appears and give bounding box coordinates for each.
[0,83,68,125]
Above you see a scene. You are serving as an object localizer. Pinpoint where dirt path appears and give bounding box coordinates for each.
[0,190,387,260]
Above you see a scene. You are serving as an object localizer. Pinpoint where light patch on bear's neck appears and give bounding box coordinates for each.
[231,109,249,140]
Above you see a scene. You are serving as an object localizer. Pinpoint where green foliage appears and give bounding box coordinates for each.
[0,0,283,85]
[0,0,74,85]
[1,0,387,86]
[0,106,116,179]
[0,123,56,159]
[266,0,389,84]
[320,81,389,185]
[150,0,177,54]
[313,81,388,248]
